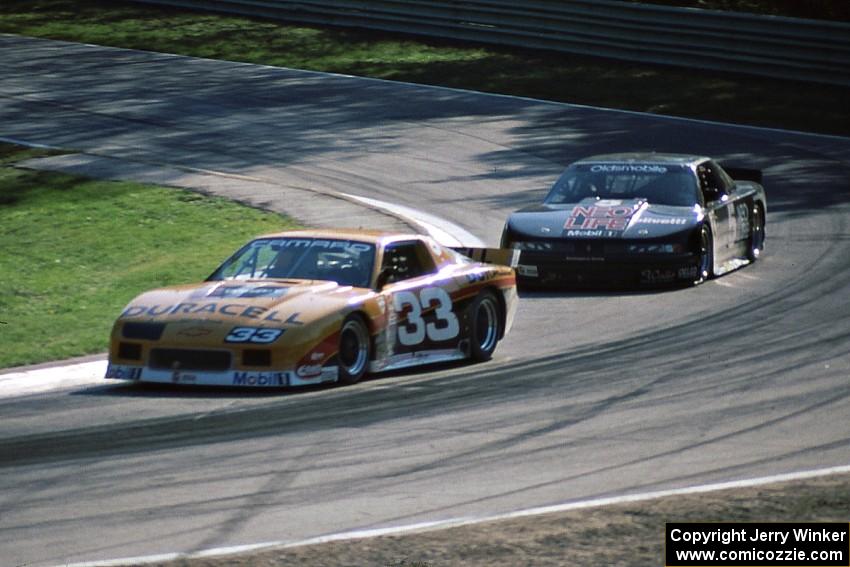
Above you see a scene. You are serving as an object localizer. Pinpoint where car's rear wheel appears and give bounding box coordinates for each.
[337,315,370,385]
[468,291,502,361]
[747,203,765,262]
[694,225,714,285]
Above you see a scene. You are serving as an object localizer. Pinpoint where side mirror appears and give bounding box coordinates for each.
[375,267,393,290]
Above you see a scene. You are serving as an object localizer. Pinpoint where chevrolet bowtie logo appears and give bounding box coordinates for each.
[177,327,212,337]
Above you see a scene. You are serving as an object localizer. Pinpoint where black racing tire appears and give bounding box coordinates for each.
[747,203,765,262]
[337,314,371,385]
[468,291,502,362]
[694,224,714,286]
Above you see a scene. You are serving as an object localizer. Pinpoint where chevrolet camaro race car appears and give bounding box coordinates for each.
[106,230,518,388]
[501,153,767,287]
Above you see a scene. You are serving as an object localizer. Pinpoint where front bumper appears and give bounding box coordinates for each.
[516,252,700,287]
[105,362,338,387]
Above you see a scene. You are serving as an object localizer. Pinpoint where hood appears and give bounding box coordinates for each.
[508,198,702,239]
[118,279,370,325]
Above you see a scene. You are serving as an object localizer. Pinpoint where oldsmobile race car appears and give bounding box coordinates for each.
[501,153,766,287]
[106,230,518,388]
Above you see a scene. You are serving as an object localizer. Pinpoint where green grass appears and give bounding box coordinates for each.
[0,143,298,368]
[0,0,848,136]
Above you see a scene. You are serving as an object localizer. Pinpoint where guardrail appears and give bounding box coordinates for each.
[129,0,850,86]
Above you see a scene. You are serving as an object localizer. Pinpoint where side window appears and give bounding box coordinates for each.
[381,241,437,284]
[697,161,732,201]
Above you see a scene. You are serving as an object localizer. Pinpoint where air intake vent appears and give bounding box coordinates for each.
[118,342,142,360]
[122,322,166,340]
[149,349,231,371]
[242,349,271,367]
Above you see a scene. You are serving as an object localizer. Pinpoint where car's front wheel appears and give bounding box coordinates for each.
[337,315,370,385]
[468,291,502,361]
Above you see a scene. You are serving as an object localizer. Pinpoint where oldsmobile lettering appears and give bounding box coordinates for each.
[590,164,667,173]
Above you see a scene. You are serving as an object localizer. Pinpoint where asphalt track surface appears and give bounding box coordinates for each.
[2,34,850,566]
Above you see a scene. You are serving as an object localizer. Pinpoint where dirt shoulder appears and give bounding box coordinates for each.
[150,472,850,566]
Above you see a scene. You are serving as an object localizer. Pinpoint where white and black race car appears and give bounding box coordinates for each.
[501,153,766,287]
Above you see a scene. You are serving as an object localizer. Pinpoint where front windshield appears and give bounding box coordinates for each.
[209,238,376,288]
[544,163,700,207]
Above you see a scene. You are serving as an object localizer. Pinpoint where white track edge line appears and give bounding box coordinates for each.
[342,193,485,247]
[58,463,850,567]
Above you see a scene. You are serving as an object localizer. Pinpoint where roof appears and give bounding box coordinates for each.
[573,152,710,167]
[254,228,424,245]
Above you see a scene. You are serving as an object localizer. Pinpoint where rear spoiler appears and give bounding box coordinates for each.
[722,165,763,184]
[452,247,520,268]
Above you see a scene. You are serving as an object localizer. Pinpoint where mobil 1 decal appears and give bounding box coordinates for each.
[564,200,639,237]
[392,287,460,352]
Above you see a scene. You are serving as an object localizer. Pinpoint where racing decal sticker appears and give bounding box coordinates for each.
[171,370,197,384]
[121,303,306,325]
[563,201,642,237]
[105,364,142,380]
[232,371,287,386]
[636,217,689,225]
[393,287,460,347]
[224,327,284,344]
[295,332,339,380]
[197,284,290,299]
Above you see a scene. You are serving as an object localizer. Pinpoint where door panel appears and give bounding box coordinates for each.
[390,284,461,353]
[707,200,735,263]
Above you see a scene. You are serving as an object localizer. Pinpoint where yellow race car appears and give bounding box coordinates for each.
[106,229,518,387]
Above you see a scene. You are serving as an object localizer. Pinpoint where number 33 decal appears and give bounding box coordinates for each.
[393,288,459,346]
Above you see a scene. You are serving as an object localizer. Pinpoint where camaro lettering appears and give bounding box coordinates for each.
[275,239,372,253]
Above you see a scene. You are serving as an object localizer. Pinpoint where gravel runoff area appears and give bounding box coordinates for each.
[144,472,850,566]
